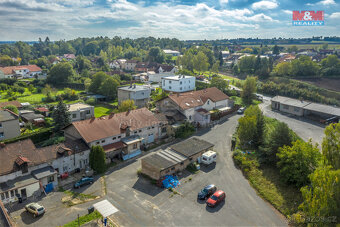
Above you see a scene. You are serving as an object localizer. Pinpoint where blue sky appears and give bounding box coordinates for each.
[0,0,339,41]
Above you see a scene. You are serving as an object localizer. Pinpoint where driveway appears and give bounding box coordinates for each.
[104,114,287,226]
[259,97,326,146]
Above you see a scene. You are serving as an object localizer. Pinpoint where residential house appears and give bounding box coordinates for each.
[0,101,22,109]
[109,60,121,69]
[0,110,20,141]
[0,139,89,204]
[141,137,213,180]
[135,62,148,72]
[68,103,94,122]
[278,54,296,63]
[118,84,152,108]
[20,110,45,126]
[161,75,195,93]
[148,65,178,83]
[124,60,138,71]
[63,108,168,162]
[62,54,76,61]
[221,51,230,59]
[163,49,180,57]
[156,87,232,126]
[0,65,42,79]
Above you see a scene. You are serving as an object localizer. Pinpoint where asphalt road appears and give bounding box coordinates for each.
[104,114,287,227]
[259,97,326,146]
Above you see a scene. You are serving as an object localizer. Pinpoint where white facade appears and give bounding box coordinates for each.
[162,75,195,92]
[52,149,90,173]
[163,49,180,56]
[124,61,137,71]
[68,103,94,122]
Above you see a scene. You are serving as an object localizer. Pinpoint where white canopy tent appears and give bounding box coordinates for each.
[93,199,119,218]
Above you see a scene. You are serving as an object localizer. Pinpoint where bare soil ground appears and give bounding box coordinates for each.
[297,78,340,92]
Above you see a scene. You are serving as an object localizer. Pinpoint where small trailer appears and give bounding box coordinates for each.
[201,150,217,165]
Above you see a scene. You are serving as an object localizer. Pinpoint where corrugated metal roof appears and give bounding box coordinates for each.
[304,103,340,117]
[93,199,118,218]
[271,96,311,108]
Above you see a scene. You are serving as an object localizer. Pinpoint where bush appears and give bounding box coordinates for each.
[175,121,195,138]
[232,150,259,173]
[3,127,53,144]
[85,97,97,105]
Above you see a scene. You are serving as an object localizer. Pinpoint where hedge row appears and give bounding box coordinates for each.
[3,127,53,144]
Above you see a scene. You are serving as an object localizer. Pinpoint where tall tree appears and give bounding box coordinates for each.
[193,51,209,72]
[99,77,120,100]
[52,97,71,132]
[322,123,340,169]
[272,45,280,55]
[238,115,257,149]
[210,77,227,92]
[89,145,106,173]
[47,62,75,85]
[241,76,257,104]
[277,139,321,187]
[147,47,165,63]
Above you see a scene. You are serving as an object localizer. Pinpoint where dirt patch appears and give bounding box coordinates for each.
[297,78,340,92]
[61,191,100,207]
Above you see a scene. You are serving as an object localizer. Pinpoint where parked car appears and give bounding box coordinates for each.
[206,190,226,207]
[197,184,217,200]
[74,177,94,188]
[25,203,45,217]
[237,107,246,114]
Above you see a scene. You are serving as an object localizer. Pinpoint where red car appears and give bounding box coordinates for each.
[206,190,225,207]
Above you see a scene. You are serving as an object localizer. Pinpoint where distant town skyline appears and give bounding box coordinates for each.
[0,0,339,41]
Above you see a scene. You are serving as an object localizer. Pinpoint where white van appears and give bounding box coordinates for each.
[201,150,217,165]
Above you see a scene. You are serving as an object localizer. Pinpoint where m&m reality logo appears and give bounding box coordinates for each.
[292,11,324,26]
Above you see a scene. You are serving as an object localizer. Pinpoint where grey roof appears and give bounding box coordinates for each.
[0,110,18,122]
[142,151,177,170]
[31,166,56,180]
[21,112,44,121]
[162,75,194,81]
[271,96,311,108]
[118,85,151,92]
[304,103,340,117]
[170,137,214,158]
[0,174,38,193]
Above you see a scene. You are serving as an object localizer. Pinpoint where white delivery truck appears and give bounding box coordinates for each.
[201,150,217,165]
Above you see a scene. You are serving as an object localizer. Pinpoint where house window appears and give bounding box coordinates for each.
[101,140,105,143]
[0,123,2,128]
[180,87,182,90]
[162,127,166,133]
[86,110,91,114]
[180,81,182,85]
[96,141,100,145]
[134,131,137,134]
[48,176,54,183]
[169,81,172,84]
[169,86,172,89]
[5,192,9,199]
[189,116,192,120]
[15,189,18,195]
[133,143,137,149]
[282,105,289,110]
[147,127,150,130]
[0,132,4,138]
[1,193,4,200]
[294,107,300,112]
[10,190,14,197]
[152,126,154,129]
[171,167,175,170]
[21,164,28,174]
[139,130,142,132]
[112,137,116,140]
[180,162,184,165]
[189,157,193,161]
[207,100,210,104]
[118,136,121,138]
[63,166,68,172]
[205,115,208,119]
[72,114,77,118]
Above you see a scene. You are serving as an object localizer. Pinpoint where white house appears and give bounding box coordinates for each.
[0,65,42,79]
[63,108,168,162]
[68,103,94,122]
[118,84,152,108]
[148,65,178,83]
[162,75,195,93]
[124,60,138,71]
[0,139,89,204]
[163,49,180,57]
[156,87,233,126]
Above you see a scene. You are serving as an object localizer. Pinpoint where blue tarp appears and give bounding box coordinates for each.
[162,175,180,189]
[122,150,142,160]
[44,183,54,193]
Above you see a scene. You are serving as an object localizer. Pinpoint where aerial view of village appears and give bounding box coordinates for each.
[0,0,339,226]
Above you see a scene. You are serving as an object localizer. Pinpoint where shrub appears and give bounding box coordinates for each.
[85,97,96,105]
[175,121,195,138]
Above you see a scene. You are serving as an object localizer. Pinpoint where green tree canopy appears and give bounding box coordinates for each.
[89,145,106,173]
[322,123,340,169]
[241,76,257,104]
[277,139,321,187]
[210,77,228,92]
[117,99,137,113]
[4,105,18,114]
[147,47,165,63]
[99,77,120,100]
[51,98,71,132]
[47,62,75,85]
[193,51,209,72]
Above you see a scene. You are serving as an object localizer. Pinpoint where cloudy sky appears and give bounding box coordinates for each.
[0,0,339,41]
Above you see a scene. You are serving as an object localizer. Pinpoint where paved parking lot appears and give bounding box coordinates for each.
[10,113,289,227]
[260,98,326,146]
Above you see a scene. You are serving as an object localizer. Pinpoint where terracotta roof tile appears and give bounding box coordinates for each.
[0,65,41,75]
[166,87,229,110]
[102,141,126,153]
[0,100,22,108]
[69,108,164,143]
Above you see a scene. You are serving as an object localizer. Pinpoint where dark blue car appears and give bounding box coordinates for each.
[74,177,94,188]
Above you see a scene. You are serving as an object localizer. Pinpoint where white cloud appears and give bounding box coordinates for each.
[330,12,340,18]
[282,10,291,15]
[252,0,278,10]
[319,0,336,5]
[219,0,228,4]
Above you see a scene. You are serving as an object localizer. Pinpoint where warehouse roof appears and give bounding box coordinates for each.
[304,103,340,117]
[142,151,177,170]
[170,137,214,158]
[271,96,311,108]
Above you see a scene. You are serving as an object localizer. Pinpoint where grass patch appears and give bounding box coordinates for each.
[62,190,99,207]
[230,96,261,107]
[63,210,102,227]
[94,104,114,117]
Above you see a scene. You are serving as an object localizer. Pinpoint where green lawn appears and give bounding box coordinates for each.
[94,104,114,118]
[63,211,102,227]
[230,96,261,107]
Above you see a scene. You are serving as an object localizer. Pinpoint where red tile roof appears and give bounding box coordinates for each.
[35,107,49,112]
[102,141,126,153]
[0,100,22,109]
[69,108,164,143]
[166,87,229,110]
[63,54,76,59]
[0,139,89,176]
[0,65,42,75]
